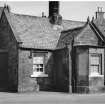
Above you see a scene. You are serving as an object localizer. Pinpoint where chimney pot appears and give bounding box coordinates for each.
[42,12,46,17]
[92,16,94,21]
[4,4,10,12]
[87,16,90,23]
[49,1,59,18]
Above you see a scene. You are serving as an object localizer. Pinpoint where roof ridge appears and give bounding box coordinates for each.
[61,26,85,33]
[11,12,48,19]
[11,11,86,23]
[60,26,84,41]
[63,19,86,23]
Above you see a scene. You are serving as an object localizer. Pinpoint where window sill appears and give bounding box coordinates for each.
[89,72,104,78]
[30,73,48,78]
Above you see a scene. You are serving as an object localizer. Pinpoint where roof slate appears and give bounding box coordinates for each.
[58,20,105,48]
[57,27,83,49]
[3,9,85,50]
[74,23,98,46]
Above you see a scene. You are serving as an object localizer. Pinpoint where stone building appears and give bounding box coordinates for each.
[0,1,104,93]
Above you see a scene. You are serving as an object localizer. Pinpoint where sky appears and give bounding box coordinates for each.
[0,1,105,21]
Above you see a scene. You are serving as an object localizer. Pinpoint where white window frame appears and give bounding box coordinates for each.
[31,53,48,77]
[89,48,104,77]
[33,53,45,73]
[89,53,102,75]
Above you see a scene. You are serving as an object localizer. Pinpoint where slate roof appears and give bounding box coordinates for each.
[58,19,105,48]
[74,22,99,46]
[57,26,83,49]
[3,8,85,50]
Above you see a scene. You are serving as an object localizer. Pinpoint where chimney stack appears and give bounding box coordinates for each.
[49,1,62,25]
[42,12,46,17]
[49,1,59,18]
[96,7,104,20]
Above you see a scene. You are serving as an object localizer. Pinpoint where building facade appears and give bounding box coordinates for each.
[0,2,104,93]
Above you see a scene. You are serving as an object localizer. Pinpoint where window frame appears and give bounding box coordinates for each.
[89,53,102,75]
[32,53,45,74]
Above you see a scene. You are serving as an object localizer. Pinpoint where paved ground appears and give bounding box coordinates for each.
[0,91,105,104]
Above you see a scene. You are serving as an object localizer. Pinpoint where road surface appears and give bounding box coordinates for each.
[0,91,105,104]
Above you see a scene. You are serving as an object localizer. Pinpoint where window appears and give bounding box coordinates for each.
[90,54,102,75]
[33,56,44,73]
[31,53,48,78]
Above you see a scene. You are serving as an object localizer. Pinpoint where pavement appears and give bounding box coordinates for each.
[0,91,105,104]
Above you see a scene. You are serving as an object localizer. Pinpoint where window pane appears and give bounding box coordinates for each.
[90,65,99,73]
[90,56,99,65]
[40,64,43,67]
[33,57,44,64]
[33,65,37,68]
[37,68,40,72]
[89,54,102,75]
[40,68,43,72]
[33,65,37,72]
[37,64,40,68]
[33,55,44,73]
